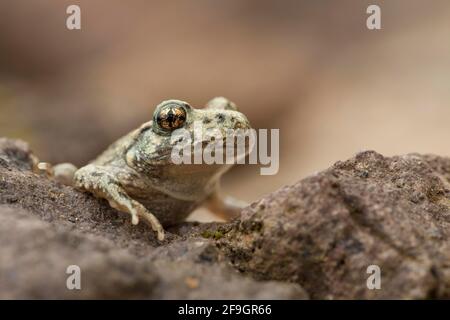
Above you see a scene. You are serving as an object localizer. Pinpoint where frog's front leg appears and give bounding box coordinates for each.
[74,164,165,241]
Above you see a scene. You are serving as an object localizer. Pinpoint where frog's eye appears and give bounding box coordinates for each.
[155,104,187,131]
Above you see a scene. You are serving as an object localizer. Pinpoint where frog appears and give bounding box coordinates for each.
[37,97,251,241]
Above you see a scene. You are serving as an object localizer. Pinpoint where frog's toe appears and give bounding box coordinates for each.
[131,213,139,225]
[156,229,165,241]
[137,208,165,241]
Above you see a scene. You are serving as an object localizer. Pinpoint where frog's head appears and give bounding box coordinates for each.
[129,97,252,198]
[151,97,250,136]
[148,97,251,162]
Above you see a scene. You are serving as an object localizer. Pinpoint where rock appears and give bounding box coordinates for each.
[149,239,306,299]
[220,151,450,299]
[0,206,158,299]
[0,205,305,299]
[0,137,37,171]
[0,138,306,299]
[5,136,450,299]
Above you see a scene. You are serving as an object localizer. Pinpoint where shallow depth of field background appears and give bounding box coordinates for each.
[1,0,449,221]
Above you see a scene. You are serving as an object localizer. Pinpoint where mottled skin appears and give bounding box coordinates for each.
[44,97,251,241]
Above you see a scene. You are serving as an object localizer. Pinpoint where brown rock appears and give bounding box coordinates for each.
[7,136,450,299]
[220,151,450,299]
[0,138,306,299]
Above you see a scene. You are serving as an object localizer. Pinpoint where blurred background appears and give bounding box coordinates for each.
[1,0,449,221]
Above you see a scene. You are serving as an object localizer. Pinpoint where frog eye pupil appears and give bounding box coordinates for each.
[156,106,186,131]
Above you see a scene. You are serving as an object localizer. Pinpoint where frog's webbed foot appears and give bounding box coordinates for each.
[205,191,248,221]
[74,165,165,241]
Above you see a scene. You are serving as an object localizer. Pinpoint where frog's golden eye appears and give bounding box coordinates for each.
[155,105,187,131]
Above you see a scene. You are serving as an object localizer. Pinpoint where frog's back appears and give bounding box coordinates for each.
[91,126,144,167]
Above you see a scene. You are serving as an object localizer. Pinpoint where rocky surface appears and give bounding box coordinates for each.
[0,138,306,299]
[220,151,450,299]
[2,137,450,299]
